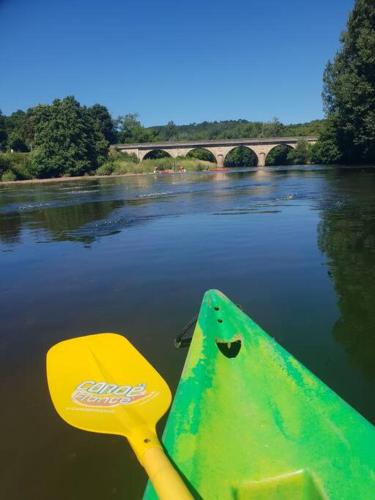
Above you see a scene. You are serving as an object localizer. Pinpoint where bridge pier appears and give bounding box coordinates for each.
[217,154,224,167]
[258,152,266,168]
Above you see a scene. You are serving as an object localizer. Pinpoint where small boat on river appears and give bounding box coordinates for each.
[153,169,175,174]
[208,167,230,172]
[144,289,375,499]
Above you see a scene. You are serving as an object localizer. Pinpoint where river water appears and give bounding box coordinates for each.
[1,166,374,499]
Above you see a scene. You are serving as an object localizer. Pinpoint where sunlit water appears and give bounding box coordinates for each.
[1,166,374,499]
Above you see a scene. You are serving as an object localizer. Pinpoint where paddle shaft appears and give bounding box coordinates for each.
[142,446,193,500]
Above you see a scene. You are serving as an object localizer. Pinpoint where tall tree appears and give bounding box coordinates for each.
[261,118,284,138]
[322,0,375,163]
[87,104,116,144]
[30,97,106,178]
[164,121,178,141]
[116,113,155,143]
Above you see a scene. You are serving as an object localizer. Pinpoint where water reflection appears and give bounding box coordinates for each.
[0,170,299,246]
[0,212,22,244]
[318,170,375,380]
[0,176,172,245]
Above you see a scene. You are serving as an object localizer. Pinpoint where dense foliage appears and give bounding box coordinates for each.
[1,107,322,153]
[115,114,323,145]
[0,101,322,179]
[224,146,257,167]
[265,141,314,166]
[186,148,216,162]
[29,97,109,178]
[146,118,323,144]
[318,0,375,164]
[0,97,115,179]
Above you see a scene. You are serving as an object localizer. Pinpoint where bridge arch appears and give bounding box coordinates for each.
[142,149,172,161]
[185,147,217,163]
[265,144,295,166]
[115,137,317,166]
[224,146,258,167]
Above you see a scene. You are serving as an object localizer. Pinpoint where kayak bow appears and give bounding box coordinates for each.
[144,289,375,499]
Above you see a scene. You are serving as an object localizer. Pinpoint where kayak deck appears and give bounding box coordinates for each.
[144,290,375,499]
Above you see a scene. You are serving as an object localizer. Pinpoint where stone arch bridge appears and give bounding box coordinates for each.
[113,136,317,167]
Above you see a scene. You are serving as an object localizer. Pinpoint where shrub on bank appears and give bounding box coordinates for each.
[142,157,212,172]
[108,149,139,163]
[0,152,32,181]
[96,160,155,175]
[96,161,115,175]
[1,170,17,181]
[0,154,11,177]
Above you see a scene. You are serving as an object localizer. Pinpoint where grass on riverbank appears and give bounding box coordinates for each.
[96,156,214,175]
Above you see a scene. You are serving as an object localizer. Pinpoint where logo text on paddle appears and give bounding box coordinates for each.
[72,381,149,408]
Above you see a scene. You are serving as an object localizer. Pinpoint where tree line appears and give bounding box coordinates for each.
[0,107,324,157]
[0,103,324,179]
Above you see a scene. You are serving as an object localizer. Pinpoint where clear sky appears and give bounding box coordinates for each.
[0,0,354,126]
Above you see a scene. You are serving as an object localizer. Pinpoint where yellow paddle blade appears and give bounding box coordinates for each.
[46,333,172,442]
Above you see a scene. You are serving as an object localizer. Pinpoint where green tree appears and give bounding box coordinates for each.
[87,104,116,144]
[4,110,29,151]
[8,131,29,152]
[310,119,342,164]
[261,118,284,137]
[287,140,310,164]
[147,118,323,144]
[30,97,105,178]
[0,111,8,151]
[322,0,375,163]
[116,113,155,143]
[266,145,293,166]
[164,121,178,141]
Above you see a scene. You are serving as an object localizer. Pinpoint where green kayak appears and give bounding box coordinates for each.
[144,290,375,499]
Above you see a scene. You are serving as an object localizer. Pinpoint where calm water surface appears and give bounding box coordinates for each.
[1,167,374,499]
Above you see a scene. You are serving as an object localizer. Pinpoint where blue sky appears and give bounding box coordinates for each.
[0,0,354,126]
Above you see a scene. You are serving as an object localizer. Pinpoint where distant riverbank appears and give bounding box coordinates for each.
[0,152,214,183]
[0,171,158,186]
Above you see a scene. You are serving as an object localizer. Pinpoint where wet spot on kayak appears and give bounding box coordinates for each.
[216,338,242,358]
